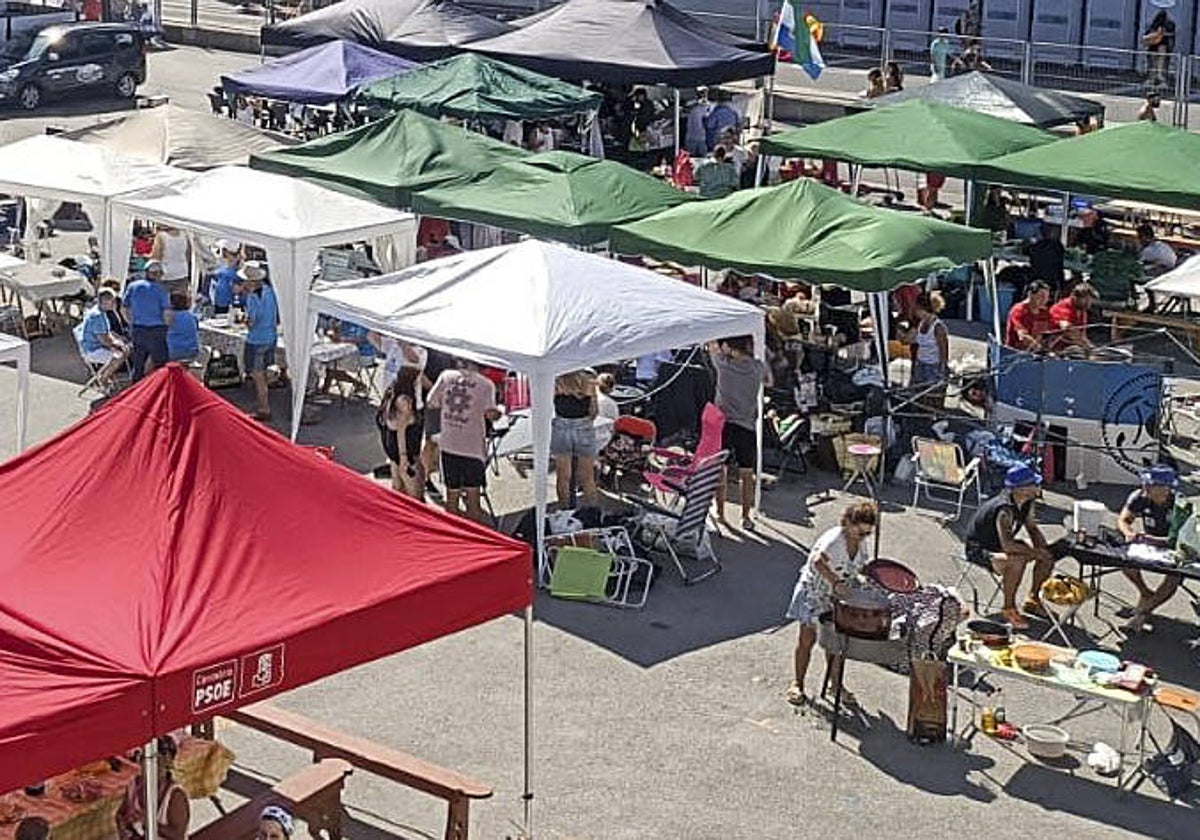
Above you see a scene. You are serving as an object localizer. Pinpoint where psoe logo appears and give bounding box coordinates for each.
[192,660,238,714]
[238,644,285,698]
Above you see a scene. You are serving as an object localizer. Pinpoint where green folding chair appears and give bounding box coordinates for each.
[545,530,653,609]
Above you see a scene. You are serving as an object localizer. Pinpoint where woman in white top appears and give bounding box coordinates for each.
[909,291,949,408]
[151,225,191,291]
[116,736,189,840]
[784,502,877,707]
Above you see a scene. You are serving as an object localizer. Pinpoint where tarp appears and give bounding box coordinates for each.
[305,240,764,583]
[1147,253,1200,299]
[221,40,420,105]
[974,121,1200,211]
[0,135,186,271]
[611,177,993,292]
[872,71,1105,129]
[358,53,602,121]
[467,0,775,87]
[250,109,527,208]
[261,0,513,61]
[411,150,695,245]
[759,100,1057,180]
[0,366,531,792]
[107,166,417,436]
[62,104,298,170]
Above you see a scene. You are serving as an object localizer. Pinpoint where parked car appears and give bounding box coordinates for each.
[0,22,147,110]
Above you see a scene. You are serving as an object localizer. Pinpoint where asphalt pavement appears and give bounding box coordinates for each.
[2,44,1199,840]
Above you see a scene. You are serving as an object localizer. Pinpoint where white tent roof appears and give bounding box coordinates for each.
[1146,253,1200,300]
[110,166,417,432]
[0,135,186,204]
[62,105,298,170]
[308,240,765,376]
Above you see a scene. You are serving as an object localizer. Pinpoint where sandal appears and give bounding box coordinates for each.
[785,682,808,707]
[1000,607,1030,630]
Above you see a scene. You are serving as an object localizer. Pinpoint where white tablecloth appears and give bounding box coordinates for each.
[0,263,89,305]
[0,332,29,451]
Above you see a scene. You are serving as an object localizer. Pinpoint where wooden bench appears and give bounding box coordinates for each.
[225,703,492,840]
[1106,307,1200,350]
[192,758,352,840]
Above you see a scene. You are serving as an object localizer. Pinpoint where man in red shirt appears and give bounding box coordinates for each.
[1005,280,1052,350]
[1047,282,1097,351]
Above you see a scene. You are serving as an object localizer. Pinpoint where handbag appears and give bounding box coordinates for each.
[203,352,241,389]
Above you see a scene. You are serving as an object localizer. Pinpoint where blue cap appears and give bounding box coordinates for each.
[1004,464,1043,489]
[1141,465,1177,488]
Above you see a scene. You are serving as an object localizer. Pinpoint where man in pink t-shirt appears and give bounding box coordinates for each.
[427,359,500,523]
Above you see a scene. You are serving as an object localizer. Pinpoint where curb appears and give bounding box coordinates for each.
[162,23,260,54]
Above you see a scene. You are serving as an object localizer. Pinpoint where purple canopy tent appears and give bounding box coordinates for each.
[221,40,420,105]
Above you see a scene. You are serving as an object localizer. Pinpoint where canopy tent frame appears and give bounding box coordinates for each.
[0,334,29,452]
[305,240,764,840]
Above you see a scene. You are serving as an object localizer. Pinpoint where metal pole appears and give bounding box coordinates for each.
[1021,41,1034,86]
[1060,193,1070,249]
[673,89,680,162]
[764,73,775,133]
[985,258,1001,343]
[850,164,862,199]
[754,153,766,188]
[189,0,197,28]
[522,604,534,840]
[143,740,159,840]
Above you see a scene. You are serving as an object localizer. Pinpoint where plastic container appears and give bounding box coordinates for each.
[1024,724,1070,759]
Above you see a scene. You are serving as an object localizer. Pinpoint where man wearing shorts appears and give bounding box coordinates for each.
[709,336,771,530]
[239,261,277,421]
[427,358,499,523]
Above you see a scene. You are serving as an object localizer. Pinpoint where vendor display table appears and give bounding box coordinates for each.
[0,261,90,339]
[0,738,234,840]
[949,646,1151,787]
[1054,535,1200,618]
[199,318,289,367]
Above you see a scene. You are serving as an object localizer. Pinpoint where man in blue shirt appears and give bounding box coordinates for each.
[240,261,278,420]
[166,294,200,362]
[121,260,173,381]
[703,90,740,153]
[79,287,130,392]
[208,239,241,314]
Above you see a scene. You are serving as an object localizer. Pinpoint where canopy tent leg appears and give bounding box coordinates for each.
[964,179,976,322]
[754,333,766,514]
[144,739,159,840]
[522,604,534,840]
[673,90,681,162]
[984,258,1001,343]
[868,290,890,524]
[1060,193,1070,249]
[849,164,862,199]
[764,74,775,132]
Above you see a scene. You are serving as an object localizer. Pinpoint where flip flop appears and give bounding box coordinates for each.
[785,682,808,707]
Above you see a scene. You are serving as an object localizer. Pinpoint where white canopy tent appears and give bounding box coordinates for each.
[0,135,187,273]
[108,166,417,427]
[0,333,29,453]
[1146,253,1200,300]
[307,239,763,838]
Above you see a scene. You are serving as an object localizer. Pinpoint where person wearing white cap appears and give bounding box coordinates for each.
[78,287,130,392]
[122,260,173,381]
[208,239,242,315]
[257,806,293,840]
[1118,464,1183,629]
[239,261,276,420]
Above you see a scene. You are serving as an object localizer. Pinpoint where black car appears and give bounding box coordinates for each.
[0,22,147,110]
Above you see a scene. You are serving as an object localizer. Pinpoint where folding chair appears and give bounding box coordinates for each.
[544,528,654,609]
[625,450,728,585]
[950,547,1004,615]
[73,322,124,397]
[911,436,982,521]
[1034,573,1094,647]
[645,402,724,498]
[598,415,656,490]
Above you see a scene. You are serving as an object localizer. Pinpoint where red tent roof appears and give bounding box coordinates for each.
[0,366,531,791]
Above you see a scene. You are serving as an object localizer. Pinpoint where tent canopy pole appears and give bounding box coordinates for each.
[144,739,159,840]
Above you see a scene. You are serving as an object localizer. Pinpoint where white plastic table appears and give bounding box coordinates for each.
[0,332,30,451]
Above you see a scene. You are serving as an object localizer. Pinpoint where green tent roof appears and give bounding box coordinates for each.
[411,150,696,245]
[358,53,603,121]
[974,121,1200,211]
[759,100,1057,180]
[249,109,526,208]
[611,178,992,292]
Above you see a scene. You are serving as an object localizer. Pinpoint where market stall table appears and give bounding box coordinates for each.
[198,317,290,367]
[0,261,90,338]
[1053,535,1200,619]
[0,737,233,840]
[948,644,1151,787]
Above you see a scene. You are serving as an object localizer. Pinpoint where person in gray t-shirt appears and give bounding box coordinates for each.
[709,336,771,530]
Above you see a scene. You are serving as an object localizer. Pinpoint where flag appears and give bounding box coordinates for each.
[770,2,825,81]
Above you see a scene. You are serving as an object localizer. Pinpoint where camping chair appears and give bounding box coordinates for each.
[911,436,982,521]
[72,322,125,397]
[598,415,657,490]
[543,527,654,609]
[625,450,728,585]
[950,546,1004,616]
[645,402,725,498]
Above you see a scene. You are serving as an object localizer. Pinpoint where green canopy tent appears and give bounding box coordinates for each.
[249,109,526,208]
[358,53,603,122]
[974,120,1200,212]
[411,150,696,245]
[610,177,992,292]
[758,100,1058,181]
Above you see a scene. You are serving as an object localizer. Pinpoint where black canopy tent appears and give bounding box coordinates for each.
[261,0,513,61]
[466,0,774,87]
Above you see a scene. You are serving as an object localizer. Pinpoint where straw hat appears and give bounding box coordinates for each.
[766,305,800,339]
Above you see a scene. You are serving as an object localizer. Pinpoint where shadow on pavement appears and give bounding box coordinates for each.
[1004,764,1194,840]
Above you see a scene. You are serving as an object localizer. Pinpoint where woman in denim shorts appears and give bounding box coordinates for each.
[551,370,599,506]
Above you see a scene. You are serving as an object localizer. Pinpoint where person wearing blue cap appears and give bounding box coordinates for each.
[257,805,293,840]
[965,463,1055,629]
[1117,464,1182,629]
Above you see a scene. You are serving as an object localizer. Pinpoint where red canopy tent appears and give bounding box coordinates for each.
[0,366,531,792]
